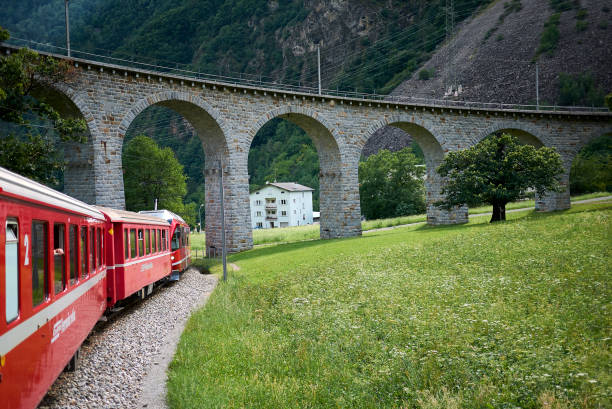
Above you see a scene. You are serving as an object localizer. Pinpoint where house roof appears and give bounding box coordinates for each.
[267,182,314,192]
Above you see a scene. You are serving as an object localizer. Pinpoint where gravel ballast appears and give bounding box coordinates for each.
[39,268,218,409]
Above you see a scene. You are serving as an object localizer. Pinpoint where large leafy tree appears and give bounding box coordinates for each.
[123,134,193,223]
[437,133,564,222]
[0,26,87,184]
[359,147,426,220]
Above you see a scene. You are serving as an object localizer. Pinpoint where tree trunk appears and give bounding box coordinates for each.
[490,202,507,222]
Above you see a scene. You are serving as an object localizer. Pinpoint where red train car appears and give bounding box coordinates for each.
[96,207,172,307]
[139,210,190,280]
[0,167,107,409]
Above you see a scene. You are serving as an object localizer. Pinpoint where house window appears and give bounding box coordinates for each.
[256,222,263,228]
[281,211,287,216]
[281,199,286,205]
[294,210,297,214]
[293,199,296,203]
[303,214,306,220]
[256,211,262,217]
[255,200,262,205]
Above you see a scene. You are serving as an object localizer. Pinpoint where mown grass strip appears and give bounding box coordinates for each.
[168,202,611,409]
[189,192,610,251]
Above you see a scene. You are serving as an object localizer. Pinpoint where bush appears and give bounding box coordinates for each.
[536,13,561,56]
[558,72,605,107]
[418,68,432,80]
[576,20,588,32]
[570,134,612,194]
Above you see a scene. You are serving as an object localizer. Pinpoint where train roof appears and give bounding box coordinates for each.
[0,167,105,220]
[138,209,187,225]
[96,207,171,226]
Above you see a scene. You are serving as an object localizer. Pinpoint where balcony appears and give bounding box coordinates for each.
[265,202,277,209]
[265,215,278,220]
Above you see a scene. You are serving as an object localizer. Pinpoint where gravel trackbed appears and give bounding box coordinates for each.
[39,268,218,409]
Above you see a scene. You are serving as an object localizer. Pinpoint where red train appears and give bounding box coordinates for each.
[0,167,191,409]
[138,210,191,281]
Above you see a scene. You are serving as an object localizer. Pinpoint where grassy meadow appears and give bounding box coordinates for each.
[169,202,611,408]
[189,192,610,249]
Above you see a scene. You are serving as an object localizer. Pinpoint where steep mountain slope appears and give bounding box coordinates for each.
[363,0,612,156]
[395,0,611,105]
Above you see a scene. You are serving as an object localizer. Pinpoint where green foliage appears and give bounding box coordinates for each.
[0,28,87,185]
[437,133,564,222]
[0,133,62,184]
[570,134,612,194]
[536,13,561,57]
[359,147,426,220]
[122,134,191,223]
[418,68,433,80]
[248,119,320,211]
[169,203,612,408]
[558,72,605,106]
[549,0,579,13]
[606,93,612,110]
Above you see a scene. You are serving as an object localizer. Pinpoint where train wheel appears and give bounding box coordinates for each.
[66,347,81,372]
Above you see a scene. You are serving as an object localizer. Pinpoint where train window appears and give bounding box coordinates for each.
[80,226,87,278]
[5,219,19,323]
[145,229,151,255]
[130,229,137,258]
[69,225,78,285]
[157,229,161,253]
[53,224,66,294]
[162,230,167,251]
[90,228,95,273]
[152,229,157,253]
[32,221,49,307]
[124,229,129,259]
[171,229,180,251]
[97,228,102,266]
[138,229,144,257]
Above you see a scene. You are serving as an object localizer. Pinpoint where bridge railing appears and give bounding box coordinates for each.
[3,37,609,114]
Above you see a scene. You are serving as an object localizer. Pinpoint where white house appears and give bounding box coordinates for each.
[250,182,314,229]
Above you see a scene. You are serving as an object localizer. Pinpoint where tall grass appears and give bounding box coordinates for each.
[168,202,612,408]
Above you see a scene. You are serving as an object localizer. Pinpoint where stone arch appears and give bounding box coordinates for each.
[474,121,549,148]
[117,91,229,157]
[29,83,102,204]
[247,105,348,239]
[117,91,232,251]
[362,113,445,161]
[249,105,343,155]
[360,114,467,225]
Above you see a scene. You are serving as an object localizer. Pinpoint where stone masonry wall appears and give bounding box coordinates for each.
[23,50,609,253]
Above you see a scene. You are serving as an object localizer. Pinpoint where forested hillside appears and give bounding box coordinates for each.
[2,0,608,221]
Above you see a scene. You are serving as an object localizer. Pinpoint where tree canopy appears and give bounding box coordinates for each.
[359,147,426,220]
[436,133,564,222]
[123,134,194,224]
[0,26,87,185]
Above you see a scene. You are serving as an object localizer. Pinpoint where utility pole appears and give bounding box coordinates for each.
[65,0,71,57]
[317,45,322,95]
[445,0,455,94]
[535,62,540,110]
[218,161,227,281]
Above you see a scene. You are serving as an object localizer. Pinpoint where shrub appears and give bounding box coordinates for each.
[558,72,605,107]
[418,68,433,80]
[536,13,561,56]
[576,20,588,31]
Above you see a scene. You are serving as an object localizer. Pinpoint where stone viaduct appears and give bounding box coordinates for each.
[3,44,610,253]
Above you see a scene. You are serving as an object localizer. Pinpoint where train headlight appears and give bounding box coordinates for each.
[171,256,175,261]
